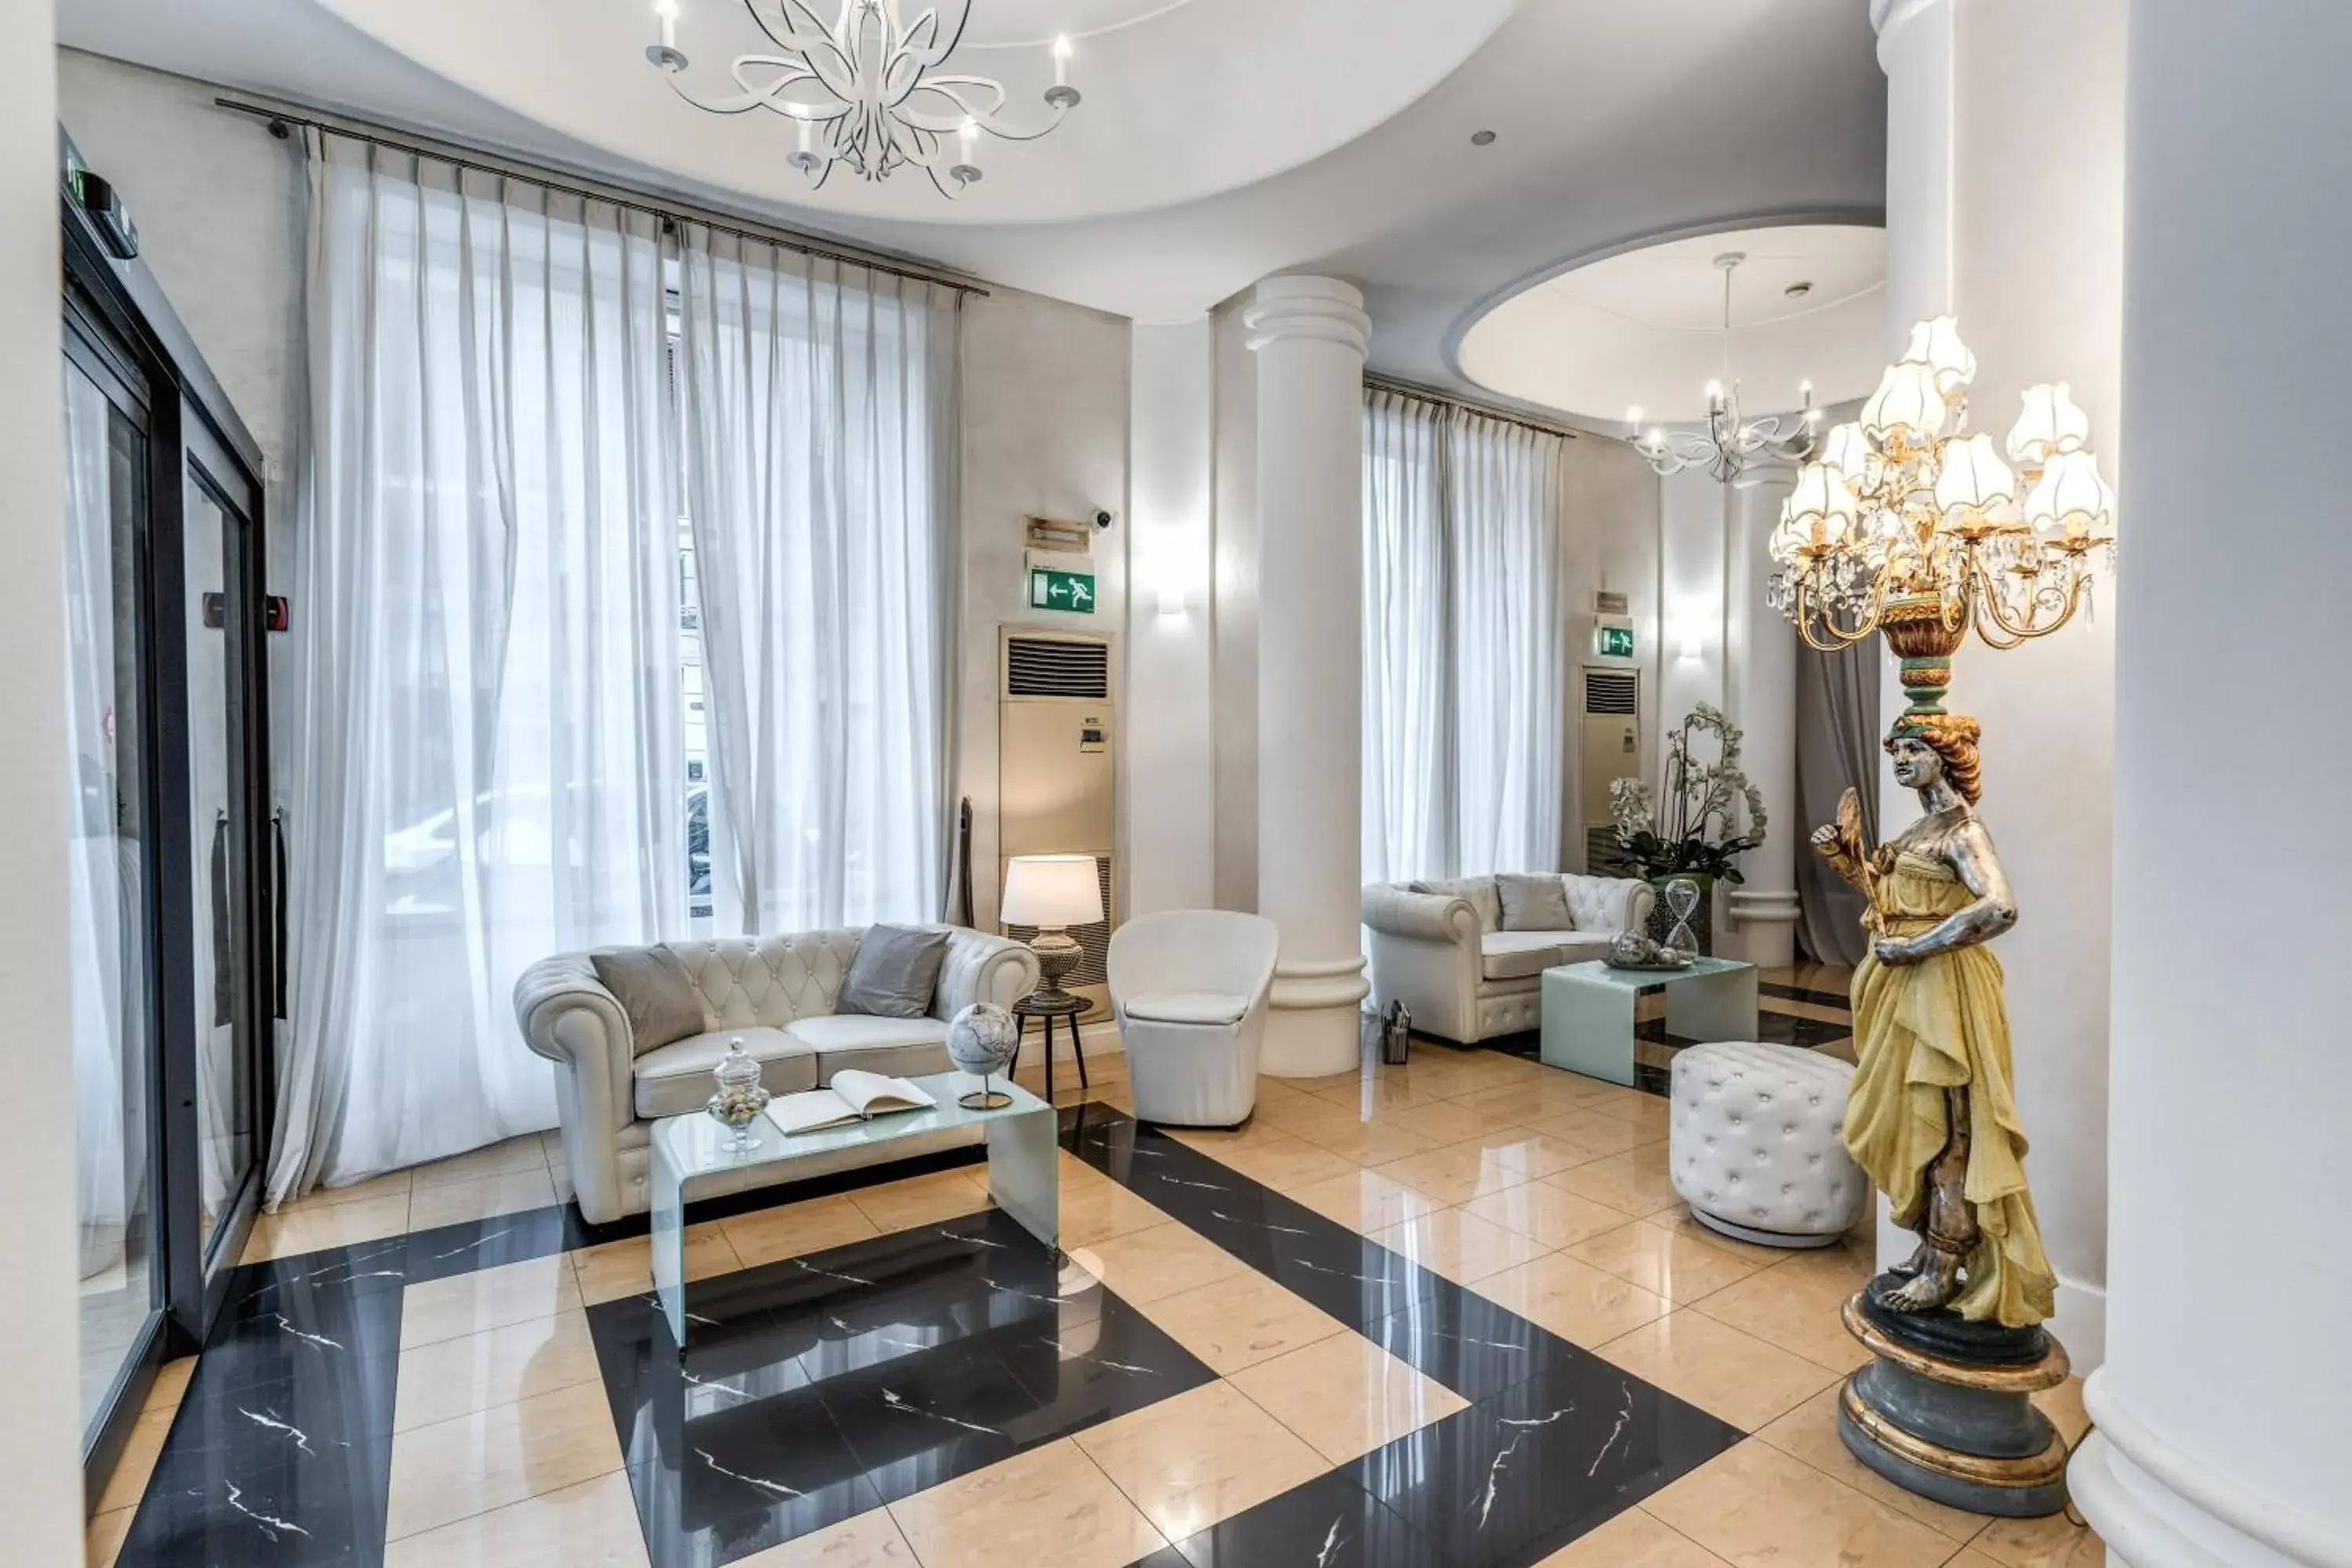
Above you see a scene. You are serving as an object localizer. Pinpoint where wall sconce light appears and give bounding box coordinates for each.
[1670,618,1704,661]
[1155,585,1186,619]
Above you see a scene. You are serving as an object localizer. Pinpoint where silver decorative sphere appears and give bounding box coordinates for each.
[946,1002,1020,1079]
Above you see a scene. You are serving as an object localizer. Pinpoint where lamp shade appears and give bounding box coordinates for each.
[1001,854,1103,928]
[2024,448,2115,542]
[2005,383,2092,466]
[1903,314,1977,394]
[1820,420,1878,487]
[1933,433,2018,521]
[1785,459,1859,549]
[1860,360,1948,446]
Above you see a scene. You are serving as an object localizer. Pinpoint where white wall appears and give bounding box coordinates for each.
[4,24,87,1566]
[1657,469,1729,786]
[1875,0,2120,1369]
[1210,292,1260,910]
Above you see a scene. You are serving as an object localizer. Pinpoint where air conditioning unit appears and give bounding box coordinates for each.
[1580,666,1642,873]
[998,628,1115,1014]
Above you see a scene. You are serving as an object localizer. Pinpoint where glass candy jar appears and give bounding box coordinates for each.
[706,1036,770,1152]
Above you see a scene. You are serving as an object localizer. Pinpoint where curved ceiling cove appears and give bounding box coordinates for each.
[1458,223,1887,424]
[311,0,1517,223]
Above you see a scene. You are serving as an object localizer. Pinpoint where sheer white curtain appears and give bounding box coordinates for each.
[676,228,959,933]
[1361,390,1450,884]
[1449,411,1566,875]
[1360,390,1569,882]
[273,134,690,1197]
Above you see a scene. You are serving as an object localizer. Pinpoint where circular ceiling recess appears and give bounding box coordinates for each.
[1456,222,1886,423]
[312,0,1518,224]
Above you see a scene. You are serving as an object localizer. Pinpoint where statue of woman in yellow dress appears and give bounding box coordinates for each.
[1810,713,2056,1327]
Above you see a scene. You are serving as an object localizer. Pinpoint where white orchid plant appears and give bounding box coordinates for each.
[1607,702,1768,883]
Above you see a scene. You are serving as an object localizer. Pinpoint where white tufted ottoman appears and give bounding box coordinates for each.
[1669,1040,1867,1248]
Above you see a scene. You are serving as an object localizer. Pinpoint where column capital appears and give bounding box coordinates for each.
[1244,275,1371,358]
[1870,0,1945,61]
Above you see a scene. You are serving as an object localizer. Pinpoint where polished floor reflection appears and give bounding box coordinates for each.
[95,975,2110,1567]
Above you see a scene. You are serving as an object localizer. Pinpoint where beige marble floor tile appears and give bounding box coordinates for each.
[400,1255,583,1351]
[1644,1439,1956,1568]
[245,1192,413,1261]
[888,1439,1167,1568]
[407,1167,562,1231]
[1567,1222,1768,1305]
[1288,1169,1445,1233]
[384,1378,624,1541]
[1058,1174,1169,1247]
[1305,1073,1453,1116]
[1686,1260,1873,1373]
[1578,1094,1672,1138]
[1073,1379,1328,1541]
[1439,1051,1551,1087]
[1636,1207,1801,1268]
[735,1508,917,1566]
[1449,1079,1608,1124]
[1227,1330,1468,1462]
[85,1504,135,1568]
[1446,1128,1615,1181]
[1547,1152,1686,1218]
[382,1469,648,1568]
[411,1136,553,1189]
[1534,1506,1733,1566]
[1969,1514,2107,1567]
[1066,1221,1249,1306]
[1370,1206,1550,1286]
[1595,1310,1843,1431]
[721,1194,884,1268]
[1287,1115,1448,1167]
[1468,1252,1668,1346]
[1755,1387,1991,1543]
[2033,1377,2090,1446]
[94,1405,176,1514]
[1138,1269,1349,1374]
[278,1167,416,1214]
[144,1355,198,1412]
[1367,1144,1533,1208]
[571,1221,742,1308]
[1383,1097,1539,1145]
[1251,1092,1363,1134]
[1461,1181,1636,1250]
[1767,1231,1879,1294]
[394,1307,603,1432]
[1210,1136,1360,1189]
[846,1168,992,1233]
[1521,1111,1661,1160]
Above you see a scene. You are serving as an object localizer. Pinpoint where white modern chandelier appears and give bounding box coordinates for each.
[1625,252,1820,484]
[644,0,1081,198]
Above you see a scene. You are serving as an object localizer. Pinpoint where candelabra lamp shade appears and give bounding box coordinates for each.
[1001,854,1105,1007]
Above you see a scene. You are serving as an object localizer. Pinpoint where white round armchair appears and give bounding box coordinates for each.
[1106,910,1280,1128]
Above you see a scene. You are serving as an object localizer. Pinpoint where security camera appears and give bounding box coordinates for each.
[1091,508,1116,532]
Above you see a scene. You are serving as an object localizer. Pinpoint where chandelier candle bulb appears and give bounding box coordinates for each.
[1053,34,1071,86]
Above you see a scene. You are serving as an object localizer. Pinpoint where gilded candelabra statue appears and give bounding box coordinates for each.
[1763,314,2113,1515]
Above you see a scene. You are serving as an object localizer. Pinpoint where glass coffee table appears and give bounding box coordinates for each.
[648,1070,1059,1346]
[1539,956,1759,1087]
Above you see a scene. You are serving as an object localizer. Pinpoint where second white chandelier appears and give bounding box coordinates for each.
[646,0,1080,198]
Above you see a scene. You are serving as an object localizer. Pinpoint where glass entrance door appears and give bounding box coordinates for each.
[62,339,162,1444]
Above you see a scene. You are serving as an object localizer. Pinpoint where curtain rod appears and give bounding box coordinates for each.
[213,96,990,299]
[1363,372,1584,441]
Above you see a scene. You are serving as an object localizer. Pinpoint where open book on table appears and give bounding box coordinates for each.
[764,1070,938,1136]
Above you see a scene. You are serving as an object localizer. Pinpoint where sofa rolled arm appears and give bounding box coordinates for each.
[514,953,636,1135]
[932,927,1043,1019]
[1609,878,1657,934]
[1360,884,1479,946]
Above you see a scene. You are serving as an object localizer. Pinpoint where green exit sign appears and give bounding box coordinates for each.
[1596,624,1635,658]
[1029,567,1097,614]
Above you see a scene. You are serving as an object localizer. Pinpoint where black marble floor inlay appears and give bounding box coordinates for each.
[1065,1103,1745,1567]
[590,1205,1214,1567]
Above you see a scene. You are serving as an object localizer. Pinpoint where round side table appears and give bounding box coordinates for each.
[1011,993,1091,1102]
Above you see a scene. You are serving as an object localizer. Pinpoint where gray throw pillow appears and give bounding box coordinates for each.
[589,946,706,1056]
[838,924,953,1018]
[1412,877,1503,933]
[1497,873,1575,932]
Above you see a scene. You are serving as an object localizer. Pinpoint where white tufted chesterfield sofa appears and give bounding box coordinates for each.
[515,927,1039,1223]
[1668,1040,1867,1247]
[1360,873,1657,1045]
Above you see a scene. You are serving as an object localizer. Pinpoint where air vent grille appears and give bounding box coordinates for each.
[1007,635,1109,699]
[1003,855,1112,989]
[1584,670,1639,716]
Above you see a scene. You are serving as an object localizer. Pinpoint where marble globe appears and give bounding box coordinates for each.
[946,1002,1020,1080]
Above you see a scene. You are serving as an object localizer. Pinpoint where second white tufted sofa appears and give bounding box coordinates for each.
[1668,1039,1867,1248]
[516,927,1038,1222]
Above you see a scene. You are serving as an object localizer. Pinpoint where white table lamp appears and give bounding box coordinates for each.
[1000,854,1103,1007]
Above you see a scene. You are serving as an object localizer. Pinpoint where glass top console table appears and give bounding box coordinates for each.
[1538,957,1759,1087]
[648,1071,1059,1346]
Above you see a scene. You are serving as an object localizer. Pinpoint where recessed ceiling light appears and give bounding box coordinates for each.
[1784,280,1813,298]
[1470,129,1497,147]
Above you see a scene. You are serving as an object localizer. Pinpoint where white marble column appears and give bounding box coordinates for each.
[1872,0,2121,1369]
[1723,468,1799,967]
[2066,7,2352,1564]
[0,23,88,1566]
[1245,276,1371,1077]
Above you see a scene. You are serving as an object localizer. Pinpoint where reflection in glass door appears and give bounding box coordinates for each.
[62,354,159,1437]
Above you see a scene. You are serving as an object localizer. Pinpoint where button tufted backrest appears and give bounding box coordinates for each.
[660,931,865,1028]
[1560,872,1640,931]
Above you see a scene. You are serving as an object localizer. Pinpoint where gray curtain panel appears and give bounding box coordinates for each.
[1794,641,1880,967]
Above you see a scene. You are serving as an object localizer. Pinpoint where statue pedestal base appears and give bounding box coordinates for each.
[1836,1274,2072,1519]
